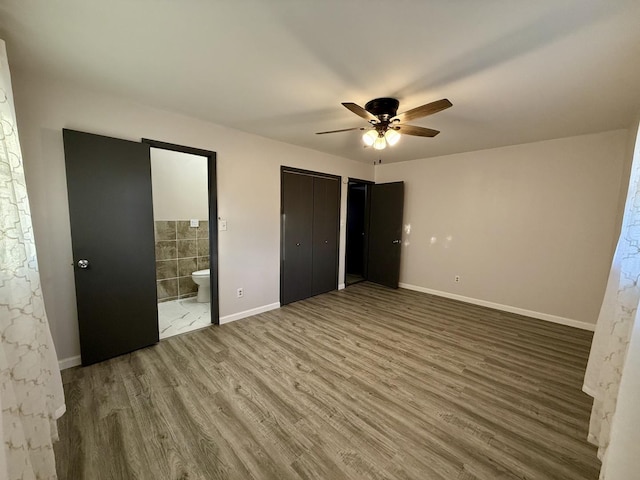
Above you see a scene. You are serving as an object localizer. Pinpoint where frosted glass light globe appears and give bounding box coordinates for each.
[362,129,378,146]
[385,129,401,146]
[373,135,387,150]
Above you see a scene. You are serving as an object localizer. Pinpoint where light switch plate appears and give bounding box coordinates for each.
[190,219,199,227]
[218,219,227,231]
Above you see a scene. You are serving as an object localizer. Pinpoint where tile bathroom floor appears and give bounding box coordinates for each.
[157,297,211,339]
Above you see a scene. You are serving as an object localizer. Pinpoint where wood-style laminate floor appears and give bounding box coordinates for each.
[55,282,599,480]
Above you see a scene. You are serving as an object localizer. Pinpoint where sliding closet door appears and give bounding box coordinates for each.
[281,168,341,305]
[281,171,314,304]
[312,176,340,296]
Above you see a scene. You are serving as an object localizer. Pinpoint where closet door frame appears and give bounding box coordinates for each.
[345,177,374,286]
[280,166,342,305]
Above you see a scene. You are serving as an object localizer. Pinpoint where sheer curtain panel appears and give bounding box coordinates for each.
[583,123,640,479]
[0,39,65,480]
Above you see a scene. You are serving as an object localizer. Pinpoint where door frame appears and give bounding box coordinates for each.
[280,166,342,305]
[143,138,220,325]
[345,177,374,287]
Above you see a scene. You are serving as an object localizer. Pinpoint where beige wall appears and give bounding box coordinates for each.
[150,148,209,221]
[14,66,632,361]
[14,72,373,362]
[375,130,629,326]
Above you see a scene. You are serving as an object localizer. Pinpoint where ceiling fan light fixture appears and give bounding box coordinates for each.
[373,134,387,150]
[384,129,401,146]
[319,97,452,148]
[362,129,378,146]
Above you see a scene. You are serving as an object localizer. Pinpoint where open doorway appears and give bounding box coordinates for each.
[63,131,219,365]
[345,179,373,286]
[144,139,219,339]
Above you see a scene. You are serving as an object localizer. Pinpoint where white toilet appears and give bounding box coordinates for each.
[191,269,210,303]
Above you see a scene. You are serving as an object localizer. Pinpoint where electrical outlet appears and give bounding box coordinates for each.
[454,275,460,283]
[237,287,244,298]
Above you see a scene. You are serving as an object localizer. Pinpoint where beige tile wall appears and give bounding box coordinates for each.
[154,220,209,302]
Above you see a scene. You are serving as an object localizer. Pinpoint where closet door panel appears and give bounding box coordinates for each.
[281,172,314,304]
[312,176,340,296]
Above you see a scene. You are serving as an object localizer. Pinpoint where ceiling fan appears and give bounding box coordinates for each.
[316,97,452,150]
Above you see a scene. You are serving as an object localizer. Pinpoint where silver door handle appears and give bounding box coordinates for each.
[77,259,90,269]
[392,240,401,244]
[296,243,301,246]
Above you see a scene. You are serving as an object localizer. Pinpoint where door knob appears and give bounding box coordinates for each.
[77,259,90,269]
[296,243,301,246]
[392,240,401,244]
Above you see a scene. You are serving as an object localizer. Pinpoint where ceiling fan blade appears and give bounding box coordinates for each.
[315,127,364,135]
[395,124,440,137]
[342,102,379,122]
[391,98,452,123]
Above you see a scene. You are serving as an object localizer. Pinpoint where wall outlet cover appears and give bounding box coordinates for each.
[190,219,199,227]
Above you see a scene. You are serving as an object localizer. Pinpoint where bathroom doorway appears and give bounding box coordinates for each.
[146,139,219,339]
[345,178,372,286]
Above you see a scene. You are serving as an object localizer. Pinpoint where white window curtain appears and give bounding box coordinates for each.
[583,122,640,479]
[0,39,65,480]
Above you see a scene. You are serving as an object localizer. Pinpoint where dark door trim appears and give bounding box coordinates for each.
[143,138,220,325]
[280,166,342,305]
[345,178,374,287]
[348,178,374,185]
[281,166,342,182]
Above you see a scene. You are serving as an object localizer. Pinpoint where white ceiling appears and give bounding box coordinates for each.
[1,0,639,164]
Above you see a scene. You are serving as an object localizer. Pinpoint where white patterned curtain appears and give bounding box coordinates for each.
[583,123,640,479]
[0,40,66,480]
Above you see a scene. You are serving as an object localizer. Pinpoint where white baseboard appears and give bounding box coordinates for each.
[398,283,596,331]
[338,283,346,290]
[220,302,280,325]
[58,355,82,371]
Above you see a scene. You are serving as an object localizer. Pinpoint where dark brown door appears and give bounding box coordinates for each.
[281,171,314,304]
[63,129,159,366]
[368,182,404,288]
[312,176,340,295]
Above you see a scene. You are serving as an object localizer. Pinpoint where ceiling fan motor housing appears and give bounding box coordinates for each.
[316,97,448,138]
[364,98,399,120]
